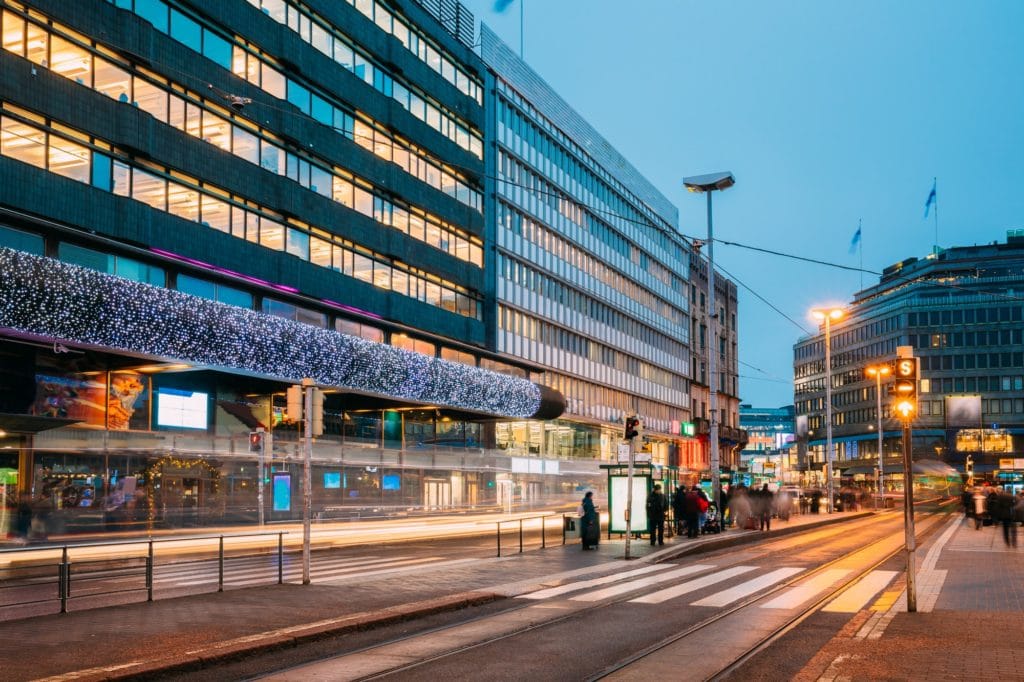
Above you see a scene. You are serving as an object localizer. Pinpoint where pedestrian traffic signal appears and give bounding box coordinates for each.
[249,431,263,452]
[624,415,639,440]
[286,385,303,421]
[892,357,917,420]
[311,387,324,436]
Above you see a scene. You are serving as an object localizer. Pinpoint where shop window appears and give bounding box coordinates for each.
[441,347,475,366]
[179,274,251,309]
[114,255,164,285]
[59,242,109,272]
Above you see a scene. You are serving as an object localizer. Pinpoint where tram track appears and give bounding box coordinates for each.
[253,503,952,681]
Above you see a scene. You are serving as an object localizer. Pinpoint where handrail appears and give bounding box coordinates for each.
[495,513,561,557]
[0,529,290,555]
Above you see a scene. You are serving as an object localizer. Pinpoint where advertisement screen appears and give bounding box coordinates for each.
[609,475,650,534]
[156,388,209,429]
[323,472,341,489]
[272,473,291,512]
[382,474,401,491]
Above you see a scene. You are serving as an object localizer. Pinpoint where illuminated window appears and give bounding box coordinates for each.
[166,181,198,220]
[259,218,284,251]
[2,10,25,56]
[1,117,46,168]
[200,194,230,232]
[48,135,90,183]
[93,58,130,101]
[49,35,92,86]
[352,253,373,284]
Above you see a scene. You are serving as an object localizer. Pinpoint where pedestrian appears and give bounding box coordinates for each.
[972,488,987,530]
[755,484,774,531]
[579,491,599,550]
[1016,490,1024,527]
[696,486,710,533]
[672,485,686,535]
[961,486,973,524]
[729,485,751,531]
[684,486,702,538]
[991,488,1017,548]
[646,484,667,546]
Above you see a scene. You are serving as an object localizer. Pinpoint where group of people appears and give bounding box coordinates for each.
[962,485,1024,547]
[726,484,778,531]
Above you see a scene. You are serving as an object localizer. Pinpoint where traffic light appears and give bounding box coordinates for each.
[249,431,263,452]
[286,385,303,421]
[311,388,324,437]
[624,415,639,440]
[892,357,918,420]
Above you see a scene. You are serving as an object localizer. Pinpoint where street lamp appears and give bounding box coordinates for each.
[683,171,735,522]
[812,307,844,513]
[866,363,891,509]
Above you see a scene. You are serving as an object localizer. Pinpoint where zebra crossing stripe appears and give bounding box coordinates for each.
[519,565,675,600]
[629,566,757,604]
[691,567,804,607]
[822,570,899,613]
[570,565,715,602]
[760,568,851,609]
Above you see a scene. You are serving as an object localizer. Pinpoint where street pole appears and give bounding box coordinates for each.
[902,419,917,612]
[876,372,884,510]
[706,190,721,520]
[624,432,635,560]
[301,377,314,585]
[824,316,834,513]
[257,426,266,527]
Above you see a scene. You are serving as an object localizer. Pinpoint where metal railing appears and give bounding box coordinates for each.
[495,513,566,557]
[0,530,286,616]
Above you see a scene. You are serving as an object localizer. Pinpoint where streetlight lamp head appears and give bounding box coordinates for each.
[683,172,735,193]
[811,307,845,322]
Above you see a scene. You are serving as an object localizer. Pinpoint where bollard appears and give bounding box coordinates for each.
[218,535,225,592]
[496,522,501,557]
[59,546,69,614]
[278,533,284,585]
[519,519,524,553]
[541,516,546,549]
[146,539,154,601]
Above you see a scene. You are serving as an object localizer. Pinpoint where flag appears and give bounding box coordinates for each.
[848,226,861,255]
[494,0,515,11]
[924,180,936,218]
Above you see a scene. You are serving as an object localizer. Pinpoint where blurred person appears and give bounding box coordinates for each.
[991,488,1017,547]
[972,488,988,530]
[754,484,774,531]
[672,485,686,535]
[729,485,752,531]
[961,486,973,524]
[580,491,599,551]
[684,486,702,538]
[646,484,667,546]
[696,486,710,533]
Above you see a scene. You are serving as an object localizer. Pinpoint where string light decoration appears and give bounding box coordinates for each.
[0,248,544,417]
[143,455,221,528]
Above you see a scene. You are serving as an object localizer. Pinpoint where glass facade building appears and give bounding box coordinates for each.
[481,26,712,483]
[794,233,1024,488]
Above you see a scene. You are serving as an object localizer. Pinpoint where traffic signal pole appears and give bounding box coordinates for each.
[624,432,635,560]
[902,418,917,612]
[257,427,266,527]
[302,378,314,586]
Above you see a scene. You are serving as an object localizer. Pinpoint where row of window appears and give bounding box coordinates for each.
[246,0,482,104]
[498,204,686,329]
[911,329,1023,349]
[498,253,688,354]
[0,4,484,259]
[498,304,688,394]
[546,370,689,437]
[0,106,482,319]
[918,352,1024,371]
[497,150,686,296]
[495,84,680,260]
[106,0,483,159]
[907,306,1022,327]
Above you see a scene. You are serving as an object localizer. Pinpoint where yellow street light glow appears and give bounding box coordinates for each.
[895,399,916,418]
[811,307,845,322]
[865,364,891,379]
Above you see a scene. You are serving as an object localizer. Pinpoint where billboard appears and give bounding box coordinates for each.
[946,395,981,428]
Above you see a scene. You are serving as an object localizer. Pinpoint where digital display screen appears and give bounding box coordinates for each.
[272,473,291,512]
[382,474,400,491]
[156,388,208,429]
[324,472,341,489]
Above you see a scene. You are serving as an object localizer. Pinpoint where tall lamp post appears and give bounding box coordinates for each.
[866,364,891,509]
[683,171,735,521]
[812,308,844,513]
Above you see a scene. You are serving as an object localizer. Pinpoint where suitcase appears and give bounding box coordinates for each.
[582,519,600,548]
[744,517,758,530]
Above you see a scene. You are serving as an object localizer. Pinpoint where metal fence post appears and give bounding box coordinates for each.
[218,535,225,592]
[59,546,69,614]
[541,516,546,549]
[519,519,524,553]
[147,539,154,602]
[278,532,284,585]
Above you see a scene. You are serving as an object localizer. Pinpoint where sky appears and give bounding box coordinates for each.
[460,0,1024,408]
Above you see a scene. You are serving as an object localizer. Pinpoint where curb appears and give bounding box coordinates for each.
[41,591,504,682]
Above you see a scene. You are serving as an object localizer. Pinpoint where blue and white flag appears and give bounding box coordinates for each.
[494,0,515,12]
[924,180,937,218]
[848,226,861,255]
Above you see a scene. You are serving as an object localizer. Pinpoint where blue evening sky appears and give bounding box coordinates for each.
[462,0,1024,408]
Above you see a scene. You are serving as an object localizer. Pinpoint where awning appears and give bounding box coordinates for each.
[0,413,81,434]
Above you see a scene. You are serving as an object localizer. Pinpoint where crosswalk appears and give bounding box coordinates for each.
[517,562,900,613]
[147,553,455,589]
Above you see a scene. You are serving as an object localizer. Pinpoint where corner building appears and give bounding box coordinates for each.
[794,233,1024,491]
[0,0,562,533]
[480,26,706,484]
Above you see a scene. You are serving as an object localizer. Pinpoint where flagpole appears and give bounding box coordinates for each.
[932,176,939,254]
[520,0,524,58]
[858,218,863,290]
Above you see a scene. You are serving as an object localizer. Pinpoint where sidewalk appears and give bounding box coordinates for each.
[796,515,1024,681]
[0,511,862,681]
